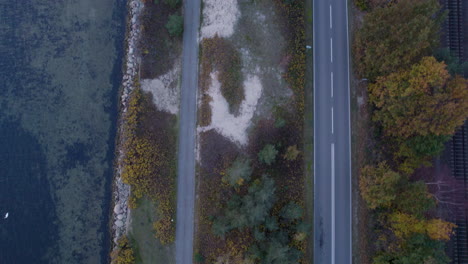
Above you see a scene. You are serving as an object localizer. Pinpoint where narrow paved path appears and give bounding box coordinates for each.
[313,0,352,263]
[175,0,200,263]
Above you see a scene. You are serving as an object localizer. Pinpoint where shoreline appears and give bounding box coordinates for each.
[110,0,143,248]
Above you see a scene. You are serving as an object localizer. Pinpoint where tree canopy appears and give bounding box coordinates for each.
[354,0,442,80]
[359,162,402,209]
[369,56,468,139]
[223,157,253,186]
[213,175,276,236]
[165,14,183,37]
[258,144,278,165]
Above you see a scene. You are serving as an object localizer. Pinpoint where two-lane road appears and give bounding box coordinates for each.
[175,0,201,263]
[313,0,352,263]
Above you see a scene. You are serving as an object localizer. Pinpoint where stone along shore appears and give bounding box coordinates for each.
[111,0,143,247]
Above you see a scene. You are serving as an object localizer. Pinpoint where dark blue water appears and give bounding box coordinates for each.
[0,0,126,263]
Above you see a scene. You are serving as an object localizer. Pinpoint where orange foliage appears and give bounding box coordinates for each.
[121,87,176,244]
[369,57,468,139]
[425,219,456,241]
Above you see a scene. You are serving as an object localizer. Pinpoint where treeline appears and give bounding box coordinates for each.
[354,0,468,263]
[121,86,177,245]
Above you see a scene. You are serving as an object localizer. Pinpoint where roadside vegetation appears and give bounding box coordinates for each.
[199,36,243,118]
[194,0,308,263]
[352,0,468,263]
[121,86,178,244]
[140,0,183,78]
[112,0,183,263]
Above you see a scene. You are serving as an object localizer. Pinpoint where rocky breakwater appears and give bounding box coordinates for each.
[111,0,143,247]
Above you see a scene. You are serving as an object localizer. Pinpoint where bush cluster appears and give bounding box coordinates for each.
[121,87,177,244]
[165,14,183,37]
[110,236,136,264]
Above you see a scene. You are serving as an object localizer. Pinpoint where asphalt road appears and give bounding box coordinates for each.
[175,0,200,263]
[313,0,352,263]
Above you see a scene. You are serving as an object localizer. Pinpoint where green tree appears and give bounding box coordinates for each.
[280,202,303,221]
[223,157,252,186]
[354,0,442,80]
[405,134,450,158]
[165,14,183,37]
[359,162,402,209]
[258,144,278,165]
[373,234,450,264]
[194,252,205,263]
[369,56,468,139]
[212,175,276,236]
[395,134,450,174]
[394,181,435,218]
[248,231,302,264]
[435,48,468,75]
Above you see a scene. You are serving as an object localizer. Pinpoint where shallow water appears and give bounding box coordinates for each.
[0,0,126,262]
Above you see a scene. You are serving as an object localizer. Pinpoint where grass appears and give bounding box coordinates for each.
[128,197,175,264]
[304,0,314,261]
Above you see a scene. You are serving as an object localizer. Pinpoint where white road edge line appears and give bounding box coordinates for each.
[345,0,353,261]
[331,107,334,134]
[330,5,333,29]
[331,143,335,264]
[331,72,334,98]
[313,0,316,190]
[330,38,333,62]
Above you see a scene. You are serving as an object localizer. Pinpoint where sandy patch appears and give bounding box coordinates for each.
[201,0,240,39]
[199,71,262,146]
[140,62,180,115]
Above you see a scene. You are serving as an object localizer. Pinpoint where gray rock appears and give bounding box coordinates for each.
[115,220,124,227]
[113,204,122,214]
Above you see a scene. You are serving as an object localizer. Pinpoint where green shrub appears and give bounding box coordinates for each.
[258,144,278,165]
[280,202,303,221]
[165,14,183,37]
[223,157,252,186]
[283,145,300,161]
[354,0,369,11]
[194,253,205,263]
[163,0,180,8]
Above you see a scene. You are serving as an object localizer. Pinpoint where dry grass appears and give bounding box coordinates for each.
[195,130,242,262]
[199,36,243,114]
[349,3,377,263]
[138,1,182,79]
[352,79,375,264]
[198,94,213,127]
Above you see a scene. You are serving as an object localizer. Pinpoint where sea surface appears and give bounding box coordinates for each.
[0,0,126,263]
